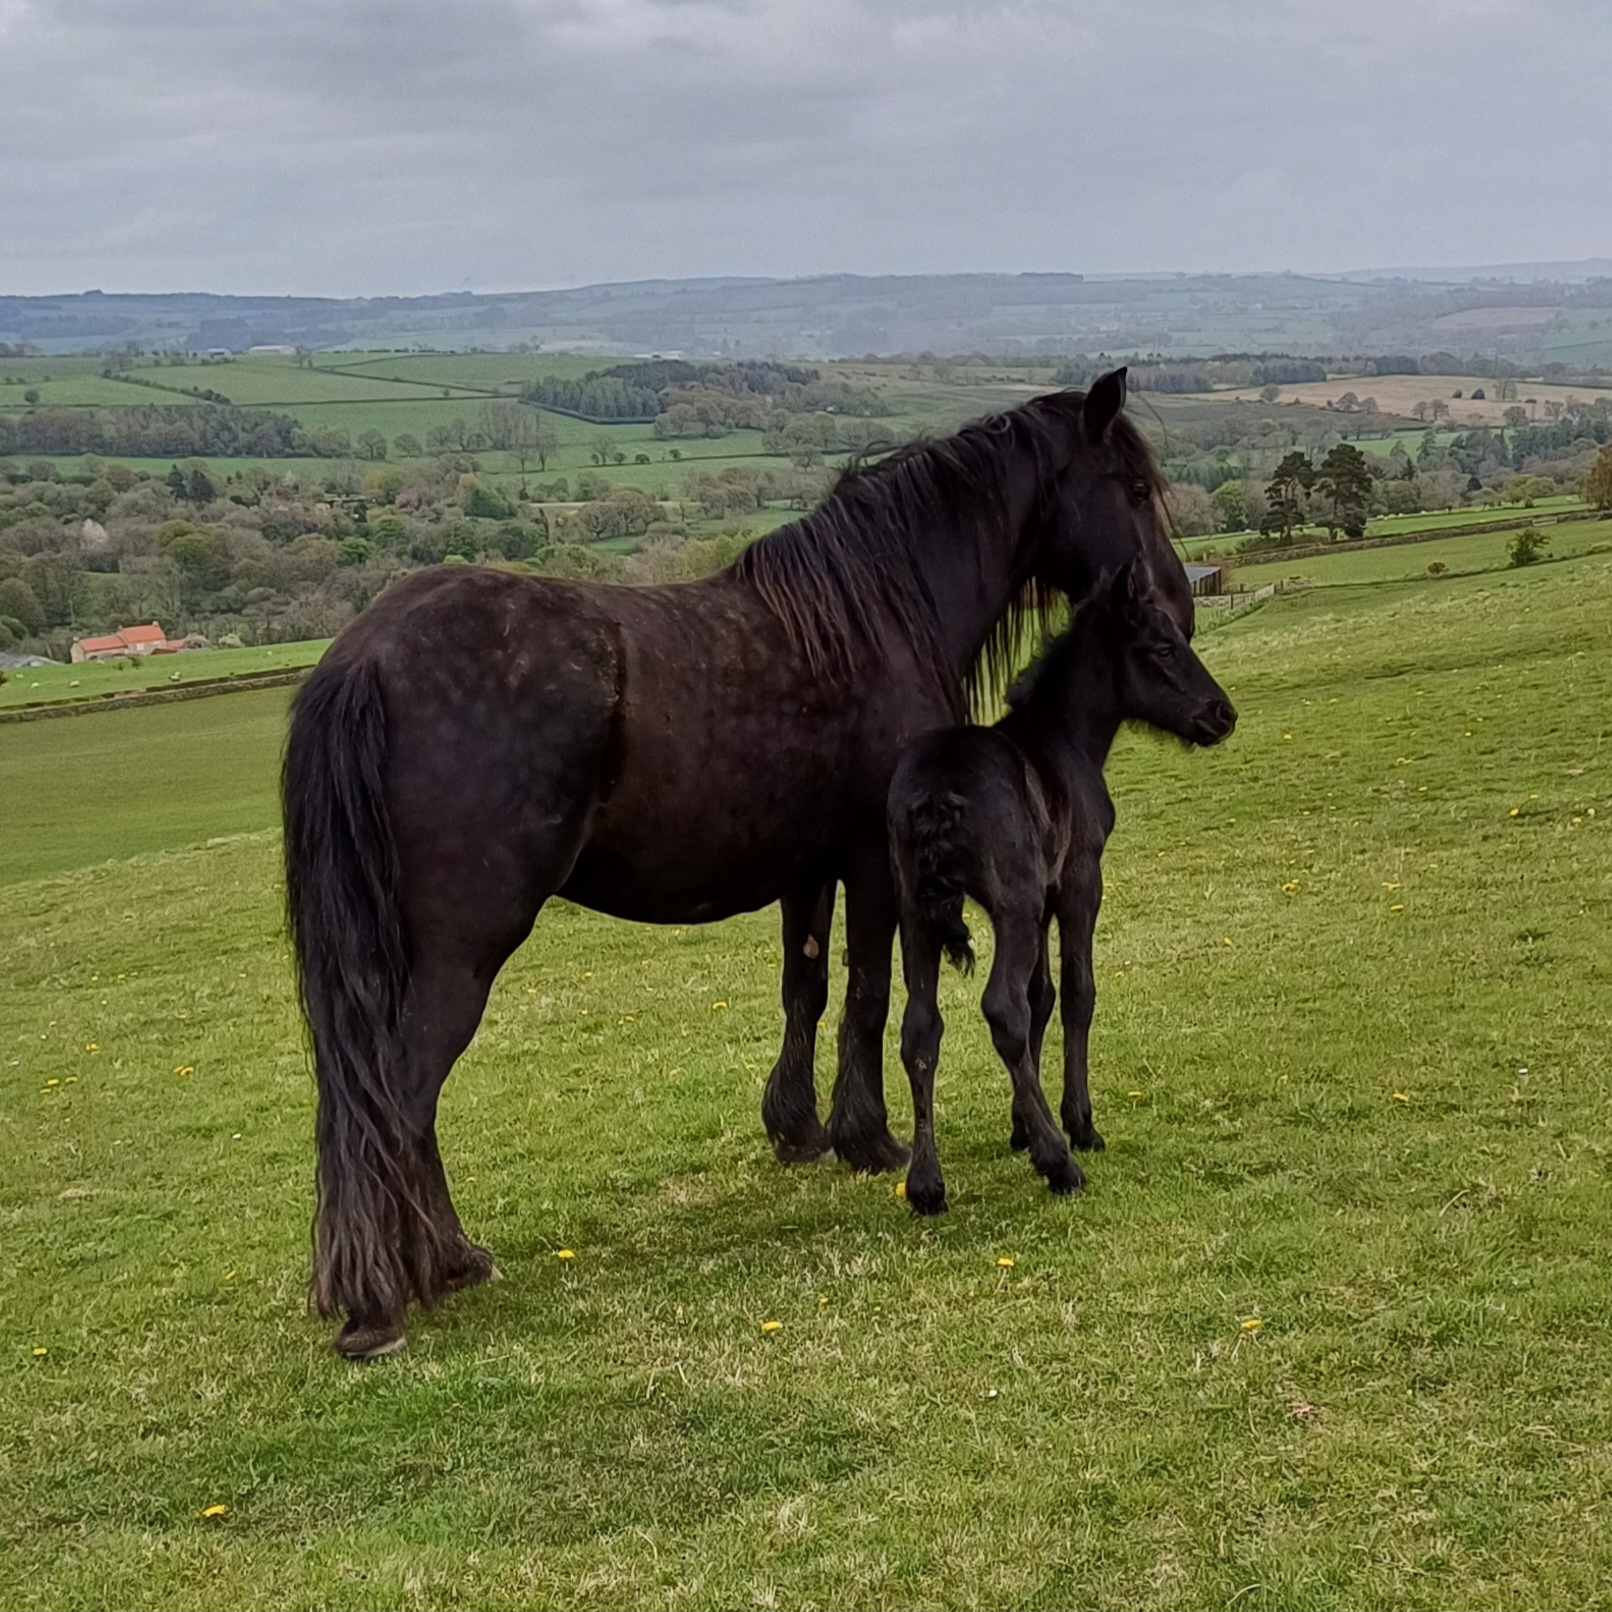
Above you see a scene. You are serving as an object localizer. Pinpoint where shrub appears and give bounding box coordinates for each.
[1426,561,1448,577]
[1508,526,1549,568]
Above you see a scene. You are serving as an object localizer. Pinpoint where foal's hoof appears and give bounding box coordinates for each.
[334,1317,407,1361]
[905,1174,948,1217]
[1070,1124,1105,1153]
[832,1128,911,1175]
[1009,1122,1031,1152]
[443,1242,501,1293]
[1044,1156,1087,1196]
[772,1122,833,1165]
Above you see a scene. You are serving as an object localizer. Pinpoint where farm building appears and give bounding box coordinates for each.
[70,623,186,664]
[1185,563,1224,596]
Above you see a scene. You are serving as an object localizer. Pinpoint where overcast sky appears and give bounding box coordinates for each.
[0,0,1606,298]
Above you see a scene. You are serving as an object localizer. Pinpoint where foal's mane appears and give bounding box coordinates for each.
[731,388,1163,713]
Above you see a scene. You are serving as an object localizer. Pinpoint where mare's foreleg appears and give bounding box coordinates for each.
[897,915,947,1214]
[983,909,1083,1196]
[1056,864,1105,1152]
[762,882,835,1162]
[827,851,908,1173]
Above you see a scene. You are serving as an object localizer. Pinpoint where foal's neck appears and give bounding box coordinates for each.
[1001,637,1124,794]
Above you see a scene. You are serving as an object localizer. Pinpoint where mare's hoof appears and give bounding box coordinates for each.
[833,1129,911,1175]
[334,1318,407,1361]
[905,1174,948,1216]
[1009,1123,1031,1152]
[1044,1156,1086,1196]
[1069,1124,1105,1153]
[444,1243,501,1293]
[772,1123,833,1165]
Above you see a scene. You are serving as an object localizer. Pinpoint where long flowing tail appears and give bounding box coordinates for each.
[283,660,442,1327]
[903,791,976,974]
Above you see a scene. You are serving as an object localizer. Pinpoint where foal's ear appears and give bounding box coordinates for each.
[1083,367,1128,443]
[1117,553,1150,620]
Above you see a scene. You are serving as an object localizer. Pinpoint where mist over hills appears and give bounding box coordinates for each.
[4,262,1611,367]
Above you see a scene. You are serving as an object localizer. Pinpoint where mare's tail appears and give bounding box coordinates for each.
[903,791,976,974]
[283,659,444,1327]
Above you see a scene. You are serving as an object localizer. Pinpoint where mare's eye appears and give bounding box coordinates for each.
[1130,479,1152,504]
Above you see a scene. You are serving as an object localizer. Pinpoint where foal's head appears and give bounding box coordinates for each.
[1090,559,1237,747]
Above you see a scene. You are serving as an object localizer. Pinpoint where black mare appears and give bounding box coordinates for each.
[282,371,1194,1357]
[888,558,1236,1214]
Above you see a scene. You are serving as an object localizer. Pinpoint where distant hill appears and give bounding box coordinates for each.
[4,265,1610,364]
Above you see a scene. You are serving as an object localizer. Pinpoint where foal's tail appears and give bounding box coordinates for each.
[283,659,440,1326]
[903,791,976,975]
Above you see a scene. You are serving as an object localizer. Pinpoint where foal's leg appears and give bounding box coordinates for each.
[827,850,909,1173]
[983,908,1083,1196]
[1055,864,1106,1152]
[897,916,947,1215]
[1012,924,1057,1153]
[762,882,835,1163]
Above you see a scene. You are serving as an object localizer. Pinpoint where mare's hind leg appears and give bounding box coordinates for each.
[1055,865,1105,1152]
[762,882,835,1163]
[1011,925,1056,1153]
[332,917,541,1361]
[827,849,909,1174]
[897,916,947,1215]
[983,909,1083,1197]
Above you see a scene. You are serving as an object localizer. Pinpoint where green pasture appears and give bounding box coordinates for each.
[315,352,607,388]
[0,685,292,885]
[1230,516,1612,589]
[0,374,206,410]
[0,640,326,712]
[4,554,1612,1607]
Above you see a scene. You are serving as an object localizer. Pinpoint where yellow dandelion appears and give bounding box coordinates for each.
[761,1319,782,1334]
[1390,903,1404,912]
[174,1065,194,1077]
[1282,733,1293,741]
[1381,881,1400,890]
[1393,1092,1410,1104]
[1509,808,1520,818]
[1240,1316,1262,1333]
[583,970,593,980]
[894,1180,906,1198]
[1281,879,1299,894]
[1128,1090,1144,1098]
[555,1248,575,1260]
[997,1256,1015,1269]
[44,1078,59,1088]
[201,1503,228,1519]
[712,1001,728,1011]
[1221,936,1233,947]
[819,1295,829,1305]
[32,1346,47,1357]
[84,1042,99,1053]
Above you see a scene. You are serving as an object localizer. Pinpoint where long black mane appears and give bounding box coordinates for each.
[731,389,1165,711]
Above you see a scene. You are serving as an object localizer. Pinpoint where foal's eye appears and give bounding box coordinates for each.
[1130,480,1152,505]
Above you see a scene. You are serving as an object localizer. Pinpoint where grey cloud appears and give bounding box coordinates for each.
[0,0,1606,295]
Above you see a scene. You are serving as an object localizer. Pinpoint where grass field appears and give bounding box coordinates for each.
[0,641,326,711]
[1230,517,1612,589]
[4,551,1612,1607]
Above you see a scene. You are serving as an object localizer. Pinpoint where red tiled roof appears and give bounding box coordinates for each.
[119,624,167,645]
[77,634,126,654]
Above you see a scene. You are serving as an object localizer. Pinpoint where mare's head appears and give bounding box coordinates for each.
[1084,558,1236,747]
[1027,370,1195,640]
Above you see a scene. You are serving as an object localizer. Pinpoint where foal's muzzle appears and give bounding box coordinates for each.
[1193,697,1237,745]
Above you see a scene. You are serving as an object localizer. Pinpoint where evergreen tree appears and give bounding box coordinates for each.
[1314,444,1372,540]
[1261,450,1314,543]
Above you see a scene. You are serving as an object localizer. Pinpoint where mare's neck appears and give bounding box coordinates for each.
[914,435,1062,676]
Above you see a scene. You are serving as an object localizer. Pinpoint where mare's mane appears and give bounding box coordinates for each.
[730,389,1164,714]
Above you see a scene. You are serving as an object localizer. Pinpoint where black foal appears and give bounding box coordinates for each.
[887,558,1236,1214]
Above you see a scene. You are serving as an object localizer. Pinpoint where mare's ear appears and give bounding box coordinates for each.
[1083,367,1128,443]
